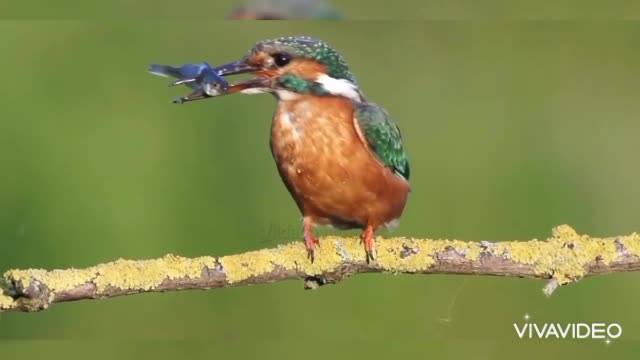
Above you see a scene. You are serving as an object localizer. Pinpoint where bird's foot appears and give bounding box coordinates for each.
[360,226,376,264]
[304,233,319,263]
[303,217,320,263]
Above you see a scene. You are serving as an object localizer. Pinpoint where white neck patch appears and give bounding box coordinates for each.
[315,74,361,102]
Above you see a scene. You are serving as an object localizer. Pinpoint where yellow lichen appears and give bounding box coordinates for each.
[2,224,636,307]
[4,254,217,296]
[375,237,485,272]
[461,241,483,262]
[220,236,352,283]
[92,254,217,291]
[303,239,352,272]
[0,293,15,310]
[493,226,622,285]
[217,234,490,283]
[497,240,543,265]
[219,248,277,283]
[376,237,435,271]
[620,233,640,257]
[6,267,96,294]
[552,224,579,238]
[446,239,483,262]
[272,242,313,270]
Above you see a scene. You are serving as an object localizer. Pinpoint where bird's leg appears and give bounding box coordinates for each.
[303,217,319,263]
[360,225,376,263]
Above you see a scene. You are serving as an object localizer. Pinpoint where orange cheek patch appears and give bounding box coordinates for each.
[285,59,326,78]
[246,52,270,67]
[253,69,279,77]
[245,54,327,79]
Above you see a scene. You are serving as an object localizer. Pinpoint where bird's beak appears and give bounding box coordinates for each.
[213,59,274,95]
[213,60,257,77]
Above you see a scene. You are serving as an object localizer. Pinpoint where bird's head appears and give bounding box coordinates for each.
[216,36,363,102]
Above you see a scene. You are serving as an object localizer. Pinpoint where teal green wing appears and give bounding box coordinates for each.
[353,102,410,181]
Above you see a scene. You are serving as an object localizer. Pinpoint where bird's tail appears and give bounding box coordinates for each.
[147,64,183,78]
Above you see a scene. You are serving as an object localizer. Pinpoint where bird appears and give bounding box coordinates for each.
[226,0,341,20]
[148,62,229,103]
[152,36,411,263]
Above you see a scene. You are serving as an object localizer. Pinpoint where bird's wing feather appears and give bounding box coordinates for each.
[353,102,410,180]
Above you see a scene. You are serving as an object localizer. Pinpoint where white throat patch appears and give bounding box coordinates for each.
[315,74,361,102]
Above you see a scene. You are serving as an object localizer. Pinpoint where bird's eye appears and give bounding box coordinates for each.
[272,52,292,67]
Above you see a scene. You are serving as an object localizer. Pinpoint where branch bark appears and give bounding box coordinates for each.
[2,224,639,313]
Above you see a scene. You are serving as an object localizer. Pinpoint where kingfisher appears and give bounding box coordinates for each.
[150,36,411,263]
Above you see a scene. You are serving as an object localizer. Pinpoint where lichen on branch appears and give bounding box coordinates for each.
[2,225,639,313]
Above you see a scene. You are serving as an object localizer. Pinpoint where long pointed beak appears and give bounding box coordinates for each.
[213,60,258,76]
[212,59,274,96]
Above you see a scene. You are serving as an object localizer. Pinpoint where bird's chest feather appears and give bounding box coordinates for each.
[269,95,410,226]
[270,96,358,174]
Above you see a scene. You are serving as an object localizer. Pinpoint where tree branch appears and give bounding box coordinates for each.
[2,225,639,313]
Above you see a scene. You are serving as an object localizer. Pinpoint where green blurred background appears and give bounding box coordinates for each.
[1,15,640,360]
[2,0,640,19]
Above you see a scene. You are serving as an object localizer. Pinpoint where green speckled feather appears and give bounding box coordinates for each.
[354,102,410,181]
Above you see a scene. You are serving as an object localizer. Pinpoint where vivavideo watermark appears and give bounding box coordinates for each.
[514,314,622,345]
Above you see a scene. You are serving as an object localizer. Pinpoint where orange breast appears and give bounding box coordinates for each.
[270,95,410,229]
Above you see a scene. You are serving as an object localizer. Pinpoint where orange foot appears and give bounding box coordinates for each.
[360,225,376,263]
[303,217,319,263]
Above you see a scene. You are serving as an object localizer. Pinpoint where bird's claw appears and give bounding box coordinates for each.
[304,233,319,264]
[306,247,315,263]
[365,248,376,264]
